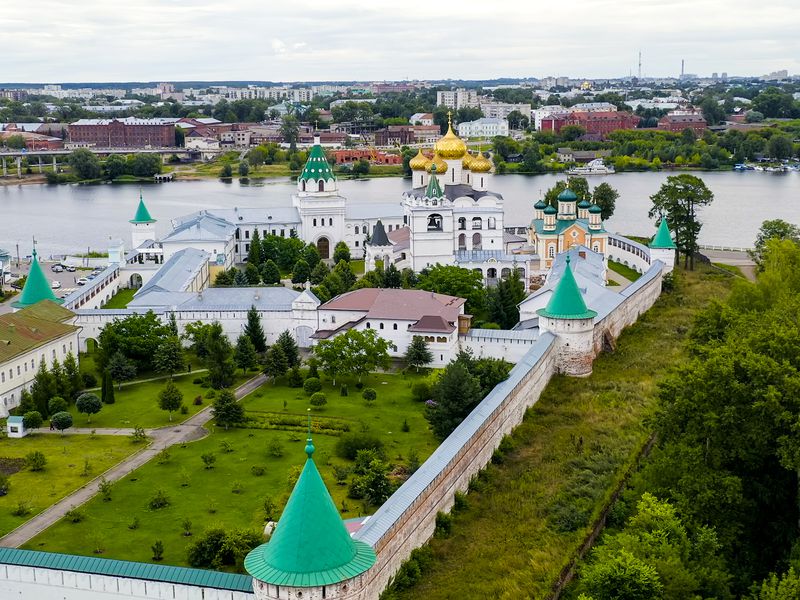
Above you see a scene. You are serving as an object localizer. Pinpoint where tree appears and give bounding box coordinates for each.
[417,264,486,314]
[507,110,530,130]
[153,336,185,379]
[97,311,172,372]
[276,330,300,367]
[183,321,214,358]
[76,393,102,423]
[107,351,137,390]
[383,263,402,288]
[238,159,250,177]
[245,262,261,285]
[351,159,371,176]
[700,96,726,126]
[234,334,258,374]
[205,323,236,389]
[310,260,329,284]
[488,267,527,329]
[334,260,357,290]
[213,389,245,430]
[220,163,233,178]
[581,550,664,600]
[291,259,310,284]
[750,219,800,269]
[753,568,800,599]
[247,230,262,266]
[248,146,267,168]
[560,125,586,142]
[5,134,26,149]
[280,115,300,151]
[151,540,165,562]
[243,305,267,353]
[233,269,249,286]
[50,411,73,434]
[301,244,321,269]
[313,329,394,385]
[405,336,433,372]
[48,396,68,415]
[310,391,327,408]
[649,174,714,269]
[30,360,57,417]
[260,260,281,285]
[168,312,179,336]
[101,369,115,404]
[767,134,793,160]
[425,361,483,439]
[157,380,184,421]
[67,148,102,180]
[262,344,288,383]
[25,451,47,471]
[333,241,351,264]
[63,352,83,399]
[22,411,43,430]
[592,182,619,221]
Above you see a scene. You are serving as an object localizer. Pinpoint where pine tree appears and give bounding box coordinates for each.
[243,306,267,353]
[245,262,261,285]
[301,244,321,269]
[248,230,262,266]
[291,259,310,284]
[334,260,356,290]
[310,261,329,284]
[262,345,288,383]
[404,336,434,372]
[168,312,179,336]
[205,323,236,389]
[276,330,300,367]
[260,260,281,285]
[158,380,184,421]
[50,358,65,399]
[426,362,482,439]
[31,361,57,418]
[234,334,258,374]
[333,241,351,264]
[233,269,249,286]
[212,389,244,430]
[63,352,83,399]
[383,263,402,288]
[101,369,115,404]
[488,268,526,329]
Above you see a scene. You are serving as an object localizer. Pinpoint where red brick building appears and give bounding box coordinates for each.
[68,118,177,147]
[374,125,440,146]
[657,113,707,133]
[330,149,402,165]
[540,111,640,137]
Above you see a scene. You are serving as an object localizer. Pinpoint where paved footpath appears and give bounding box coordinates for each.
[0,373,266,548]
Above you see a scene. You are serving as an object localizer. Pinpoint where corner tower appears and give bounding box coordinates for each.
[649,217,677,274]
[245,433,376,600]
[130,191,157,250]
[12,246,63,310]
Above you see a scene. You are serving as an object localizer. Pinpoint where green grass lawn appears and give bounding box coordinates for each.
[69,371,253,429]
[103,288,137,309]
[0,434,140,537]
[389,266,733,600]
[25,370,438,566]
[712,262,744,277]
[608,259,643,282]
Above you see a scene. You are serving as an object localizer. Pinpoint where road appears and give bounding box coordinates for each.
[0,373,266,549]
[702,249,756,281]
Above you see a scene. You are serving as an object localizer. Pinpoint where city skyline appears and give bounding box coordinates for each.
[3,0,799,83]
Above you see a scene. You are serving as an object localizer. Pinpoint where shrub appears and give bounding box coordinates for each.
[25,451,47,472]
[99,477,112,501]
[401,419,410,433]
[148,489,170,510]
[267,438,284,458]
[335,432,384,460]
[65,509,84,523]
[205,389,216,399]
[182,519,193,536]
[180,404,189,415]
[231,480,243,494]
[362,388,377,403]
[82,372,97,388]
[192,378,203,385]
[0,475,9,496]
[152,540,164,561]
[201,453,216,469]
[355,381,364,390]
[411,382,432,402]
[193,395,203,405]
[219,440,234,453]
[303,377,322,395]
[310,392,327,408]
[128,516,139,530]
[434,511,453,538]
[340,384,348,397]
[187,528,261,568]
[11,501,30,516]
[288,366,303,388]
[333,465,350,485]
[453,491,468,513]
[251,465,265,476]
[156,449,171,465]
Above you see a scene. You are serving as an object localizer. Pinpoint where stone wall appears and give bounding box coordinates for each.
[353,334,558,599]
[606,234,651,274]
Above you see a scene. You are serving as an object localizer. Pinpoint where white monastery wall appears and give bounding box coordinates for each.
[606,234,651,274]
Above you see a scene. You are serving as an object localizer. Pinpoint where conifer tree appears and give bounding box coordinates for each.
[260,260,281,285]
[31,361,57,417]
[404,336,434,372]
[291,259,310,284]
[301,244,321,269]
[383,263,402,288]
[425,361,482,439]
[167,312,179,336]
[262,344,288,383]
[101,369,115,404]
[245,262,261,285]
[333,241,351,264]
[233,269,249,286]
[212,389,244,430]
[234,334,258,374]
[334,260,356,290]
[310,261,329,284]
[205,323,236,389]
[63,352,83,399]
[243,306,267,353]
[276,330,300,367]
[248,230,262,266]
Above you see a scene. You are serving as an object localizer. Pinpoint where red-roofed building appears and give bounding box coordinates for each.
[541,111,640,138]
[313,288,469,366]
[657,112,707,133]
[330,150,402,165]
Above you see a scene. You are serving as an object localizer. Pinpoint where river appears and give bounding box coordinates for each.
[1,171,799,258]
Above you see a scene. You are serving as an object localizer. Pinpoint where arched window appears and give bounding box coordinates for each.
[472,232,482,250]
[548,245,555,258]
[313,218,317,227]
[329,218,333,226]
[472,217,482,230]
[452,169,455,183]
[318,180,325,192]
[501,267,511,278]
[480,176,485,187]
[379,323,384,329]
[592,243,600,253]
[427,213,443,231]
[487,267,497,279]
[366,322,371,329]
[487,217,496,230]
[458,233,467,250]
[458,217,467,230]
[354,226,359,234]
[393,323,398,330]
[301,180,306,191]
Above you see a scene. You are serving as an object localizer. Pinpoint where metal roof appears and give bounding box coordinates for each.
[136,248,209,296]
[12,249,61,309]
[161,213,235,244]
[345,203,403,221]
[174,207,301,227]
[464,328,539,341]
[130,286,301,313]
[0,548,253,593]
[537,256,597,320]
[0,301,78,363]
[354,334,556,547]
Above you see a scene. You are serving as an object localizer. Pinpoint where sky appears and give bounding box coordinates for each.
[3,0,799,83]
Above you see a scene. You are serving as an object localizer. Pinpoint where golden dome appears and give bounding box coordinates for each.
[409,148,431,171]
[462,151,475,170]
[470,151,492,173]
[425,152,448,174]
[433,113,467,159]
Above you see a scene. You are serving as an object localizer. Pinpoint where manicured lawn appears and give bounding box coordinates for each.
[0,434,140,537]
[103,288,136,309]
[25,371,438,566]
[350,259,365,275]
[68,371,254,429]
[608,259,642,282]
[389,266,733,600]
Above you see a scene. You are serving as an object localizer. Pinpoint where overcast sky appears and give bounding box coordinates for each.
[3,0,799,83]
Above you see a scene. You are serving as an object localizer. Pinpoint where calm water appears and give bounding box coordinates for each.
[1,172,798,257]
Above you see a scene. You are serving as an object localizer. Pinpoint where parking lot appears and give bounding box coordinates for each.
[1,259,105,313]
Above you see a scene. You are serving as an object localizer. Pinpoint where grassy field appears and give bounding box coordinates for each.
[69,371,252,429]
[0,434,140,537]
[608,259,643,282]
[103,288,136,309]
[390,266,732,600]
[24,371,438,566]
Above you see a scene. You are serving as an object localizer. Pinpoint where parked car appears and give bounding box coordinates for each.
[50,264,64,273]
[65,265,76,272]
[76,277,89,286]
[51,281,62,289]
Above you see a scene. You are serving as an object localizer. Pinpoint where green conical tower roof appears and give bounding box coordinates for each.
[425,164,444,198]
[537,256,596,320]
[298,143,336,182]
[12,248,63,309]
[649,217,676,249]
[244,435,376,587]
[130,192,156,224]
